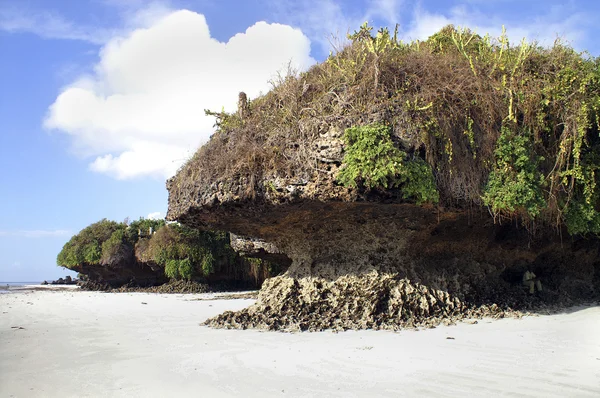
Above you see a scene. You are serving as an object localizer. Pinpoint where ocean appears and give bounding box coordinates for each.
[0,282,40,293]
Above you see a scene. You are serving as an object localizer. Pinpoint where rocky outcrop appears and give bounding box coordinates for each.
[205,274,519,331]
[166,95,600,329]
[43,276,79,285]
[74,262,167,288]
[78,279,211,293]
[166,28,600,330]
[168,172,600,330]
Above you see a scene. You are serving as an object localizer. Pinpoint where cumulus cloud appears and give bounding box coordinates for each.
[0,230,71,238]
[146,212,163,220]
[45,10,315,179]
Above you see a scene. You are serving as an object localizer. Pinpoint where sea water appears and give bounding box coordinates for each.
[0,282,40,293]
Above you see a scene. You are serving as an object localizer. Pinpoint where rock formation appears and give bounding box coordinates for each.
[167,25,600,330]
[58,219,281,291]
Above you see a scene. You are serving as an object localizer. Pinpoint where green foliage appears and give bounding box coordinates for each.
[204,108,242,132]
[137,223,237,280]
[400,159,440,205]
[126,218,165,243]
[200,252,215,276]
[57,219,124,269]
[58,217,286,284]
[164,259,180,279]
[337,123,439,204]
[565,200,600,235]
[347,22,402,55]
[563,151,600,235]
[178,258,193,280]
[83,241,102,264]
[482,126,546,219]
[100,229,127,264]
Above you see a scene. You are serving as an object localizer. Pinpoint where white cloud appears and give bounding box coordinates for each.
[0,230,71,238]
[146,212,163,220]
[45,9,315,179]
[403,4,591,48]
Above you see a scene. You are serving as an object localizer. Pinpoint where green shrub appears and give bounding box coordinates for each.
[57,219,124,269]
[164,259,180,279]
[565,200,600,235]
[200,252,215,276]
[178,258,193,280]
[101,229,129,264]
[337,123,439,203]
[482,126,546,219]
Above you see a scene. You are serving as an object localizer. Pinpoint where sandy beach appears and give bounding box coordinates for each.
[1,288,599,397]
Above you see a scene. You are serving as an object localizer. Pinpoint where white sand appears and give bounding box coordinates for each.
[1,290,599,398]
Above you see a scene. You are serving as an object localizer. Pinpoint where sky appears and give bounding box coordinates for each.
[0,0,599,281]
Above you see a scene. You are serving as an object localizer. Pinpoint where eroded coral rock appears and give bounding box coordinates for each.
[205,273,519,331]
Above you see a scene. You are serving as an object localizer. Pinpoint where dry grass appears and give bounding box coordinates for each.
[170,24,600,230]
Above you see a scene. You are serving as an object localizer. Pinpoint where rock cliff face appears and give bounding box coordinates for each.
[73,256,274,291]
[167,136,599,330]
[75,261,167,288]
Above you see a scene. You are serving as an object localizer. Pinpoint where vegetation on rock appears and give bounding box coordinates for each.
[337,123,439,203]
[57,218,279,286]
[172,23,600,235]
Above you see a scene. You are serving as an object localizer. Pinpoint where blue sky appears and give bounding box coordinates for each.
[1,0,598,281]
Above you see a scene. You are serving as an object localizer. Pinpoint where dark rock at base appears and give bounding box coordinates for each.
[205,273,521,331]
[49,276,78,285]
[78,279,211,294]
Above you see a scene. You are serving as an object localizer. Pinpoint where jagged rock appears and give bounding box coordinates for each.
[205,273,521,331]
[314,127,344,163]
[229,234,291,266]
[78,279,211,294]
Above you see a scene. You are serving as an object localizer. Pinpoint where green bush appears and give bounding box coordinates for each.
[57,219,124,269]
[165,259,180,279]
[482,126,546,219]
[135,223,237,280]
[200,252,215,276]
[337,123,439,204]
[179,258,193,280]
